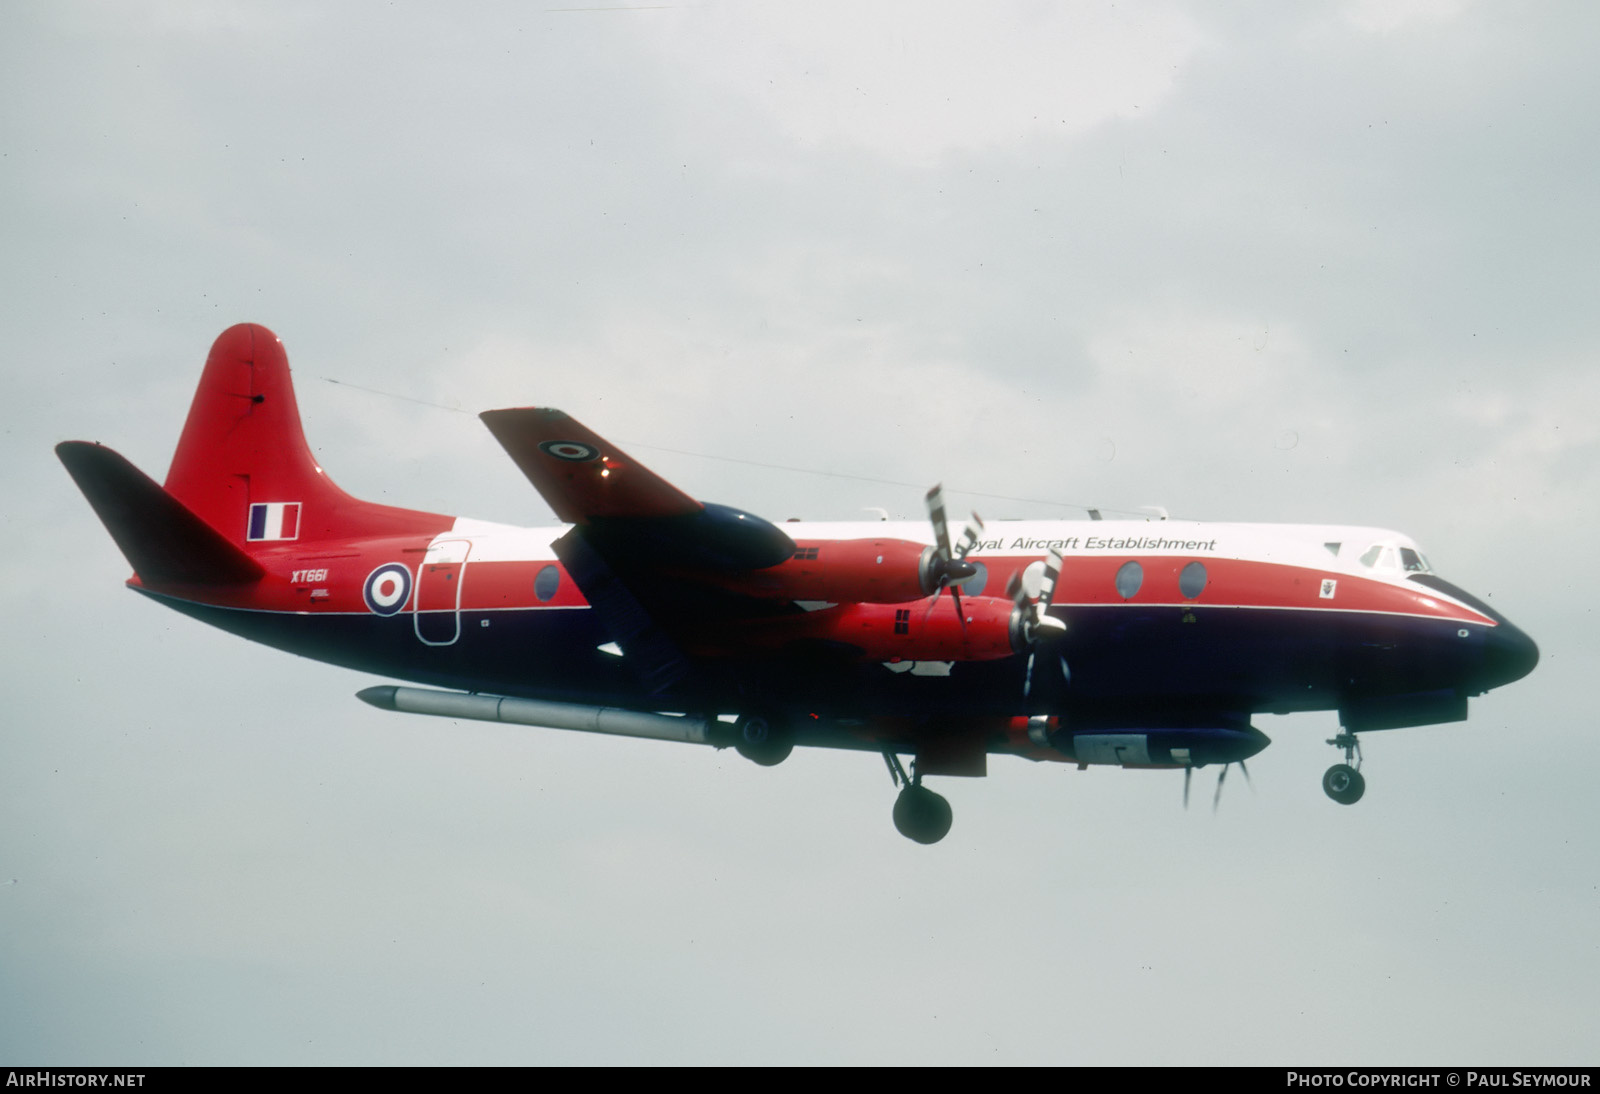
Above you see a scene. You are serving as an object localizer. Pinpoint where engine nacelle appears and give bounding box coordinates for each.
[1017,725,1271,767]
[820,596,1016,662]
[700,594,1018,663]
[711,537,939,604]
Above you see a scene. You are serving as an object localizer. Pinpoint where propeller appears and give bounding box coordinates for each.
[923,484,984,618]
[1184,759,1254,812]
[1008,547,1068,701]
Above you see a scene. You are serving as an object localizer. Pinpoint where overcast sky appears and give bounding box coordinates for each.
[4,0,1596,1065]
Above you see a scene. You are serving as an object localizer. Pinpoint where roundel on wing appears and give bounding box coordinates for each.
[538,440,601,462]
[363,563,413,615]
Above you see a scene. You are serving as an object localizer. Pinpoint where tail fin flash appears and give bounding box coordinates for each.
[163,324,451,545]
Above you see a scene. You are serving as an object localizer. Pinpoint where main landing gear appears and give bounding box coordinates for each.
[1323,730,1366,805]
[883,752,953,844]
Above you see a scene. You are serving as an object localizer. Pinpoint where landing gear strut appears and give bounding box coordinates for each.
[734,713,794,766]
[1323,730,1366,805]
[883,752,953,844]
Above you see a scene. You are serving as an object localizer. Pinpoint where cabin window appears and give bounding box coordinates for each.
[1114,560,1143,599]
[534,564,561,602]
[1179,561,1208,599]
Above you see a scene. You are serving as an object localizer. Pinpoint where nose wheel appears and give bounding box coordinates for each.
[1323,731,1366,805]
[883,752,953,844]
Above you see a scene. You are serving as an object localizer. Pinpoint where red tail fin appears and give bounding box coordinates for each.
[163,324,452,546]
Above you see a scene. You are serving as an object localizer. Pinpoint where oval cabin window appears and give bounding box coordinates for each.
[1114,560,1143,599]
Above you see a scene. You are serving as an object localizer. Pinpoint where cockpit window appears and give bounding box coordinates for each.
[1358,543,1426,573]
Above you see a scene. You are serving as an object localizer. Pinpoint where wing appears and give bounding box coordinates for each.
[478,407,701,524]
[480,407,794,571]
[480,407,798,695]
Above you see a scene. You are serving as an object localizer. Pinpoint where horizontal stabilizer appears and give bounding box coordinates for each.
[57,441,265,586]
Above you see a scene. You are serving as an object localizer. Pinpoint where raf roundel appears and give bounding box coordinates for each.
[363,563,413,616]
[538,440,601,462]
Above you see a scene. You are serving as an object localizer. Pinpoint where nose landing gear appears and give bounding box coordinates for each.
[1323,731,1366,805]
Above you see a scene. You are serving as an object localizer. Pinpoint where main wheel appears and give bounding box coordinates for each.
[734,713,794,767]
[892,785,954,844]
[1322,763,1366,805]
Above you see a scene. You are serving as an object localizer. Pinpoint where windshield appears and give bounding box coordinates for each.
[1359,542,1432,574]
[1399,547,1431,573]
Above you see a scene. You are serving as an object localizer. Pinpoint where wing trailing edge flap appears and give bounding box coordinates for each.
[56,441,265,586]
[554,526,691,696]
[479,407,795,572]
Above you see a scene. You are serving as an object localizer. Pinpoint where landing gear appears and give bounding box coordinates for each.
[1322,763,1365,805]
[883,752,953,844]
[734,713,793,766]
[893,785,954,844]
[1323,730,1365,805]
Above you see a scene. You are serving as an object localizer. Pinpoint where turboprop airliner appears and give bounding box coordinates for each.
[57,324,1539,843]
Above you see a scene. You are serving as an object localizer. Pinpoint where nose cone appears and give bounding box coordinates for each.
[1407,574,1539,693]
[1482,619,1539,689]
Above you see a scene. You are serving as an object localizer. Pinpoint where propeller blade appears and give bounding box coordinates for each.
[1212,763,1228,813]
[1038,547,1063,604]
[1183,766,1192,810]
[1032,612,1067,639]
[925,484,953,564]
[1008,568,1026,605]
[1012,548,1070,703]
[1027,548,1067,639]
[1240,759,1254,791]
[954,512,984,560]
